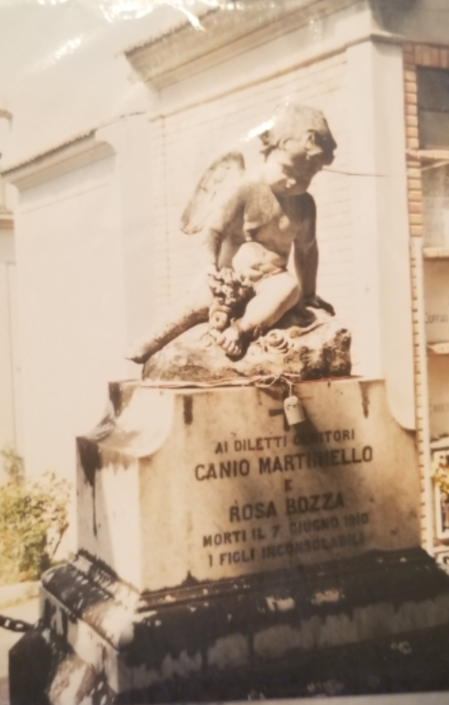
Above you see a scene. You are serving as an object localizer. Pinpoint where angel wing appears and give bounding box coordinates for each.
[180,151,245,235]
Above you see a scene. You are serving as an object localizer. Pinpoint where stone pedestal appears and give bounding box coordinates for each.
[76,378,421,592]
[10,379,449,703]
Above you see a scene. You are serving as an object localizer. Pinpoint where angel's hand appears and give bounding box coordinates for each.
[304,294,335,316]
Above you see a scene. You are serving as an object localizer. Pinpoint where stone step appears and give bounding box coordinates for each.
[14,547,449,703]
[11,549,449,705]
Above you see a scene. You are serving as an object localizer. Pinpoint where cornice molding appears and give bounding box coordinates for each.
[145,28,405,122]
[125,0,358,91]
[2,134,114,192]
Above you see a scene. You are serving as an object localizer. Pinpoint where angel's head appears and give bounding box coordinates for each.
[260,101,337,195]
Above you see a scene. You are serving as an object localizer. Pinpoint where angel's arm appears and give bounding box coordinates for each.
[293,193,318,300]
[205,229,222,270]
[293,193,335,315]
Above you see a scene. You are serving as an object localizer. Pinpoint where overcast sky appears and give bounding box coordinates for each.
[0,0,215,166]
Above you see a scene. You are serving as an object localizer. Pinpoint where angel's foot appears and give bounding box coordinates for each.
[217,323,246,358]
[294,305,317,327]
[303,294,335,316]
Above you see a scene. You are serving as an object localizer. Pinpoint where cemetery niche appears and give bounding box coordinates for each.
[8,13,449,703]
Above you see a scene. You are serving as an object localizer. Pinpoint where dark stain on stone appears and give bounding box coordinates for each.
[123,548,449,672]
[9,628,52,705]
[100,444,134,470]
[28,547,449,704]
[109,383,125,417]
[43,562,116,625]
[359,381,370,418]
[77,438,102,536]
[61,610,68,641]
[109,383,123,416]
[11,619,449,704]
[109,381,137,416]
[180,571,201,588]
[78,548,141,597]
[78,547,120,583]
[248,629,255,661]
[184,396,193,425]
[77,438,102,489]
[42,598,54,629]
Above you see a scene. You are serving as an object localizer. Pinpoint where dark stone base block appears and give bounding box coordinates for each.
[9,548,449,704]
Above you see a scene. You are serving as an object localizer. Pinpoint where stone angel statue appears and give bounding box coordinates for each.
[127,101,337,364]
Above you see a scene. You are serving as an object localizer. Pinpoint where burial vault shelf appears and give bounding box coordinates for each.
[423,247,449,260]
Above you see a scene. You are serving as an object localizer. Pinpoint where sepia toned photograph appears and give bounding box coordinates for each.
[1,1,449,703]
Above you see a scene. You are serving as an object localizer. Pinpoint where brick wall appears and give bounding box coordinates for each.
[403,42,449,235]
[403,42,449,547]
[148,50,357,360]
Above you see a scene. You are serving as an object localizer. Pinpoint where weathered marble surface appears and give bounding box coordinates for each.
[143,309,351,383]
[11,548,449,704]
[77,378,419,594]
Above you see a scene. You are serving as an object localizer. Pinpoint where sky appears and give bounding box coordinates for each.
[0,0,218,166]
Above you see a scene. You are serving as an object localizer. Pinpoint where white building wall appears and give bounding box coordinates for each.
[0,226,21,473]
[345,38,414,428]
[14,154,130,483]
[4,113,156,501]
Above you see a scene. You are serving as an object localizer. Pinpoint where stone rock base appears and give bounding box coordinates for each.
[10,548,449,704]
[142,309,351,384]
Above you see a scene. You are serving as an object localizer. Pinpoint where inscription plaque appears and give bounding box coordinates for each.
[78,378,420,592]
